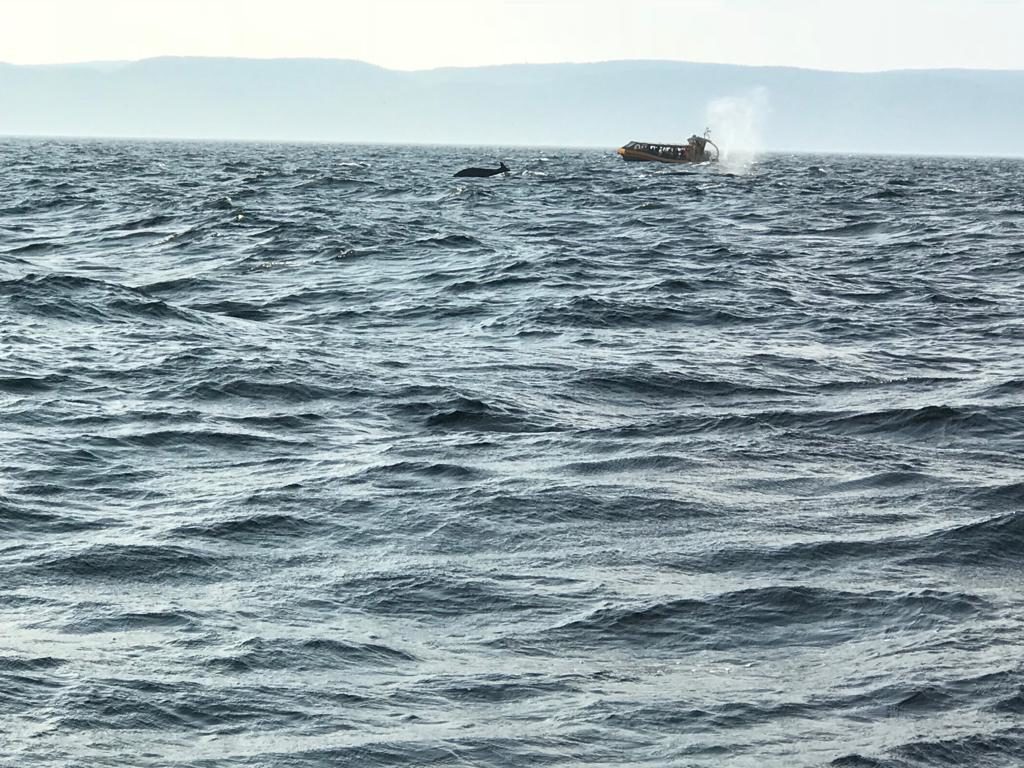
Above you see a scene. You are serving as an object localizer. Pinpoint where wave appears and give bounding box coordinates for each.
[389,389,559,434]
[516,295,754,329]
[185,299,273,321]
[609,403,1023,442]
[559,454,699,475]
[423,398,552,433]
[0,272,202,324]
[82,429,306,453]
[909,511,1023,567]
[572,366,794,399]
[356,461,487,489]
[109,213,178,231]
[979,377,1024,397]
[294,175,373,191]
[457,487,715,524]
[64,610,201,634]
[509,586,990,652]
[0,655,65,673]
[0,373,70,394]
[0,498,108,534]
[207,636,417,672]
[337,571,557,616]
[184,378,363,402]
[170,513,323,542]
[415,233,486,249]
[24,543,223,582]
[4,241,64,256]
[49,678,316,732]
[696,509,1022,574]
[883,727,1024,768]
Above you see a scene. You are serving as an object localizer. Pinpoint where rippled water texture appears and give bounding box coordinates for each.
[2,139,1023,767]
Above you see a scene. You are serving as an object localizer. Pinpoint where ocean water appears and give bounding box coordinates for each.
[1,138,1023,768]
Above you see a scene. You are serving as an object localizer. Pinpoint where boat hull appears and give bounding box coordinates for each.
[617,135,719,164]
[617,148,699,164]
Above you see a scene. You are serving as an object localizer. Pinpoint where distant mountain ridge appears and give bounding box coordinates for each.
[2,57,1023,155]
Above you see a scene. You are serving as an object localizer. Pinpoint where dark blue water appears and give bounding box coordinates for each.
[2,138,1023,767]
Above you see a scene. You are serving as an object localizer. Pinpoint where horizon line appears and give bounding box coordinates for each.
[2,133,1022,161]
[4,55,1024,77]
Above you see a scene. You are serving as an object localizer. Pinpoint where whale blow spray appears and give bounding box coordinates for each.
[705,88,769,174]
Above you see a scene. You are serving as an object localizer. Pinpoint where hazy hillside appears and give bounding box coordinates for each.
[2,57,1023,155]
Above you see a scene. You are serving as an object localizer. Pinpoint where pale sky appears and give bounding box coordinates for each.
[3,0,1024,72]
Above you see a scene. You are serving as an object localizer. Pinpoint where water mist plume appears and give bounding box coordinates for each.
[706,88,769,174]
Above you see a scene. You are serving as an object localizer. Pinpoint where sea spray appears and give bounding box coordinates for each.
[705,88,770,174]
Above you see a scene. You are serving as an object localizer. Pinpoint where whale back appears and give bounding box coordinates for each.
[454,167,498,178]
[454,163,508,178]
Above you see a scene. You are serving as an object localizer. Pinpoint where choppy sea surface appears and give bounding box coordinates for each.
[1,139,1023,767]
